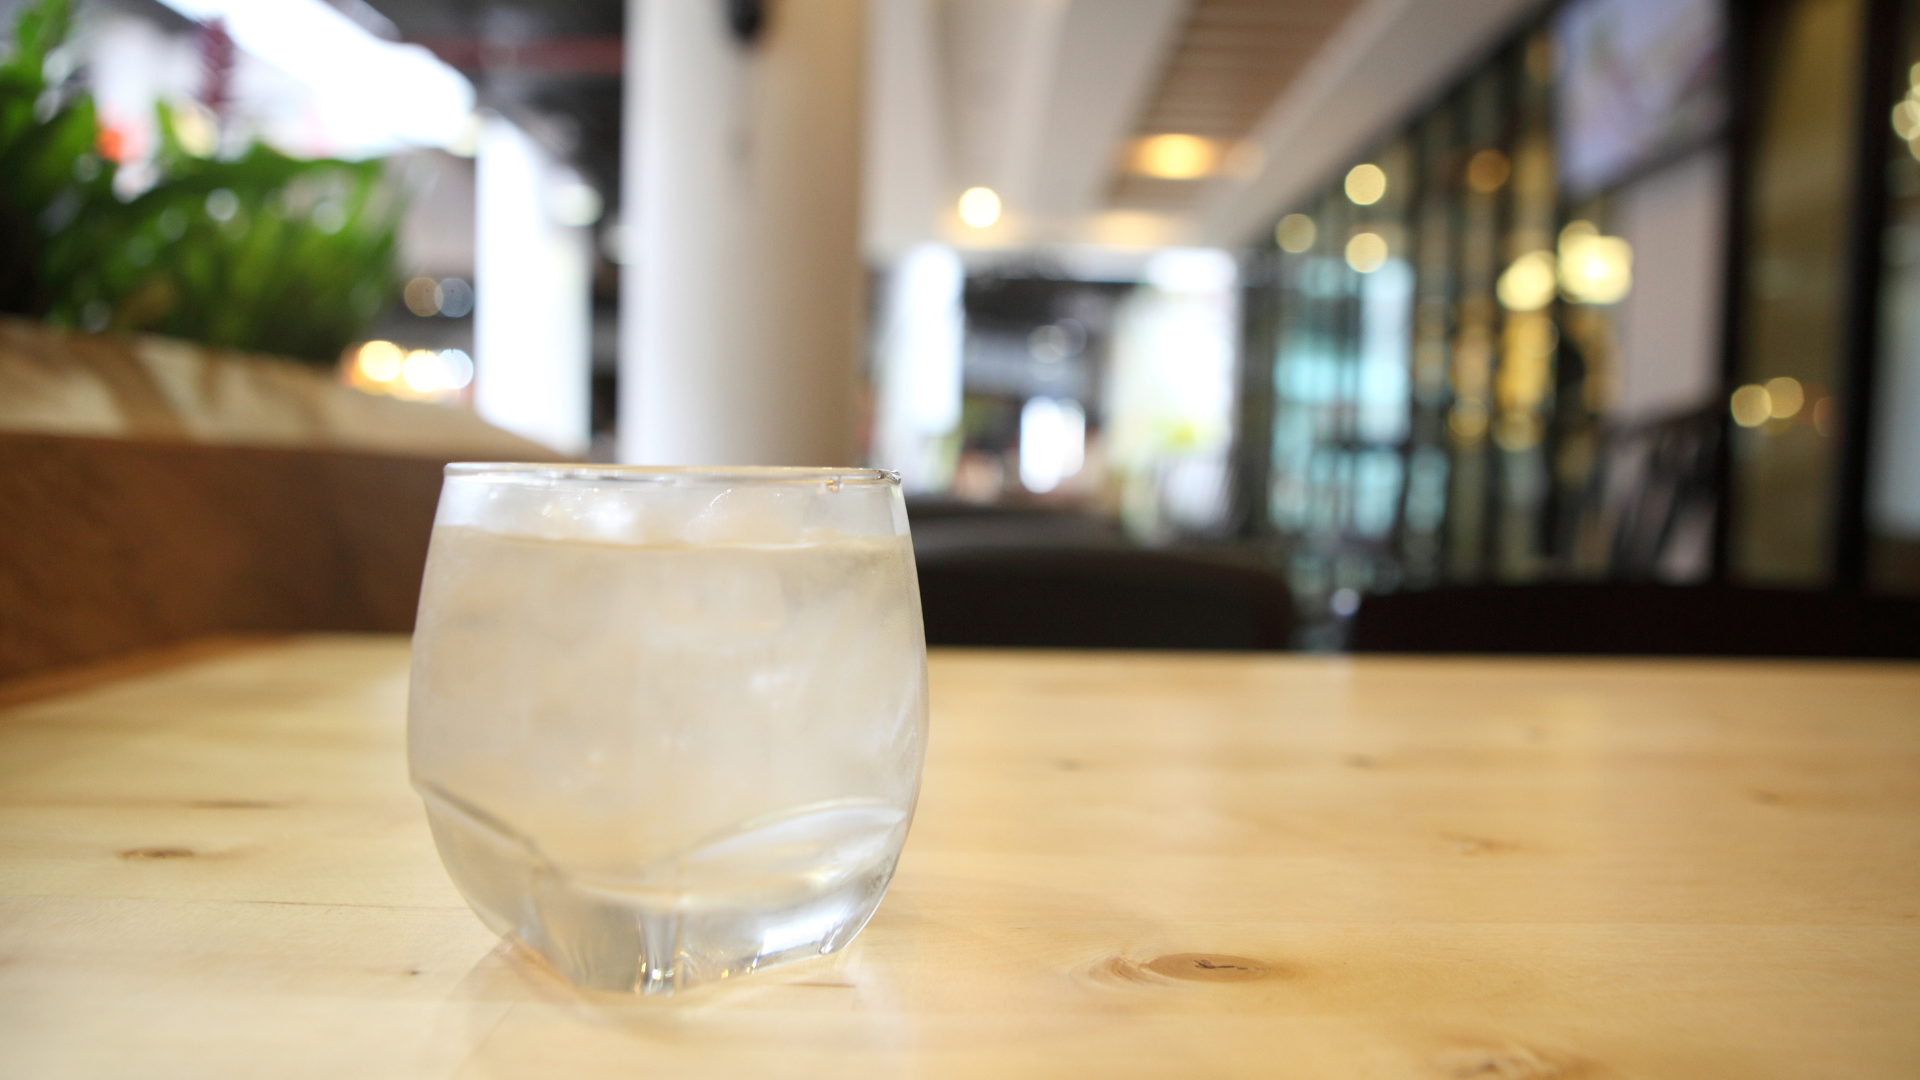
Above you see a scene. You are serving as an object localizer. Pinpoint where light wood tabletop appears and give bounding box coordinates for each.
[2,636,1917,1079]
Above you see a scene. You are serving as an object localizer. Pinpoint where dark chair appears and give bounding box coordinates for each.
[915,545,1293,650]
[1348,582,1920,658]
[904,498,1128,554]
[1594,406,1721,578]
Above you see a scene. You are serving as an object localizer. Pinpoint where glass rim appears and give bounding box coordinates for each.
[443,463,902,487]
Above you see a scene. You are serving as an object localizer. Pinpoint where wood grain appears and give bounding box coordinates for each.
[1,638,1916,1078]
[0,634,278,709]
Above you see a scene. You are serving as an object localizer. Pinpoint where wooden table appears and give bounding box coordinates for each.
[3,637,1917,1078]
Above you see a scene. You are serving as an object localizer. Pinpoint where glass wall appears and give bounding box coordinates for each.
[1244,0,1746,627]
[1726,0,1865,585]
[1870,0,1920,592]
[1243,0,1920,621]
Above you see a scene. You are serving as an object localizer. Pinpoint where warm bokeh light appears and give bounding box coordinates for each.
[1130,134,1219,179]
[403,276,442,317]
[1764,376,1804,419]
[1467,148,1510,193]
[1897,79,1920,162]
[1344,163,1386,205]
[1449,401,1489,442]
[1731,384,1772,428]
[958,186,1001,229]
[1813,396,1837,436]
[357,340,402,383]
[1558,221,1632,304]
[1345,231,1388,273]
[403,349,443,392]
[1893,100,1919,139]
[349,343,472,401]
[1497,250,1557,311]
[1276,213,1316,253]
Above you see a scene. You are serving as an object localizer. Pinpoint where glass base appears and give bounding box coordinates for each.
[418,786,898,994]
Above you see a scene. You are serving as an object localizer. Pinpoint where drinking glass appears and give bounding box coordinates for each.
[407,465,928,995]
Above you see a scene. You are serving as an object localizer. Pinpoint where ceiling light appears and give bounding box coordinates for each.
[1130,134,1219,180]
[959,187,1001,229]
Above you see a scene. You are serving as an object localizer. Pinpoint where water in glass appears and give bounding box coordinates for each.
[407,466,927,994]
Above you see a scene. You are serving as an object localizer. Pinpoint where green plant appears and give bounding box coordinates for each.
[0,0,105,314]
[0,0,403,364]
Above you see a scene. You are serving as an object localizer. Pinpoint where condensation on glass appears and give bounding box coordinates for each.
[407,465,928,994]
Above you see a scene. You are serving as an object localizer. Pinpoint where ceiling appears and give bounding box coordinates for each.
[1107,0,1364,212]
[870,0,1553,261]
[352,0,1552,262]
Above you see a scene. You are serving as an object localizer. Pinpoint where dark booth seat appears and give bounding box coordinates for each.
[914,545,1294,651]
[1348,582,1920,659]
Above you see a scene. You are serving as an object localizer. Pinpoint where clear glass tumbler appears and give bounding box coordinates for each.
[407,465,928,994]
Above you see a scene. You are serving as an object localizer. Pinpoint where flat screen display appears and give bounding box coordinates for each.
[1554,0,1728,197]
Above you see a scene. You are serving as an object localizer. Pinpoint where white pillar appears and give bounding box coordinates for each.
[473,115,592,456]
[871,243,964,492]
[619,0,865,466]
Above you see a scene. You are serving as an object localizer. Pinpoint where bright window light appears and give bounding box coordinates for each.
[1144,248,1236,294]
[474,114,592,454]
[872,244,965,492]
[1019,397,1086,494]
[152,0,475,155]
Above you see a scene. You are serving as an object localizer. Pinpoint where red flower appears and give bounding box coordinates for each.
[95,124,128,164]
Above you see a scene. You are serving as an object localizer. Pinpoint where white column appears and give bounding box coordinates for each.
[619,0,865,466]
[473,115,592,456]
[871,243,964,491]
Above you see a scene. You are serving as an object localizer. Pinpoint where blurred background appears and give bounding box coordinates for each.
[3,0,1918,670]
